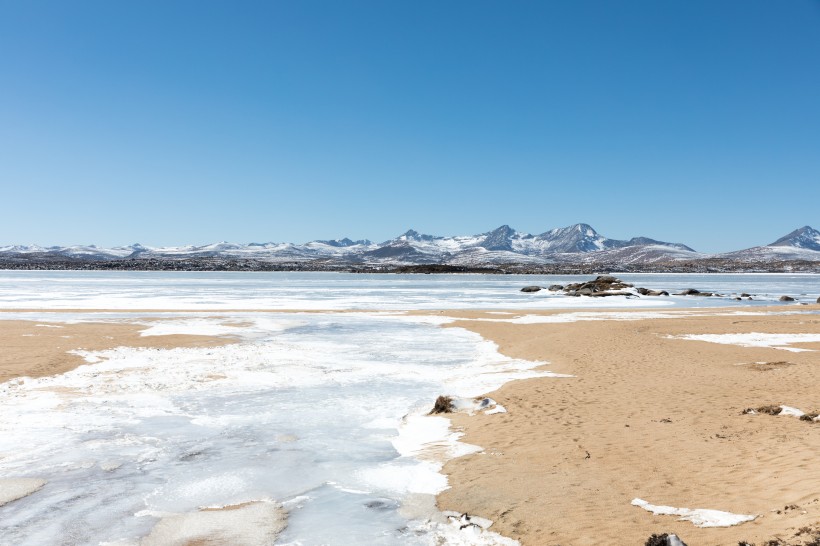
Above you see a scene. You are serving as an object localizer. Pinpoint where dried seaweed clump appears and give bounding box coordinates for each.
[799,412,819,422]
[744,405,783,415]
[738,524,820,546]
[430,395,454,414]
[645,533,687,546]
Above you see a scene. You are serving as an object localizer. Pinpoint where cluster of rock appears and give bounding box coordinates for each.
[521,275,664,298]
[521,276,817,303]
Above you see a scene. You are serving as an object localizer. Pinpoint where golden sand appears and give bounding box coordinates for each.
[437,306,820,545]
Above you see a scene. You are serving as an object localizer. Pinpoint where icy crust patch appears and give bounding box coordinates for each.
[779,405,807,418]
[133,500,286,546]
[673,333,820,352]
[0,478,46,507]
[411,512,519,546]
[631,498,756,528]
[0,313,540,545]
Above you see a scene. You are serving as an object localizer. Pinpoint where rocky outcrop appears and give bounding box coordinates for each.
[520,286,542,293]
[564,275,634,297]
[779,295,795,302]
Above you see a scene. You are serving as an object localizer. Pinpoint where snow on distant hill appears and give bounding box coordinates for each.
[2,224,817,266]
[718,225,820,262]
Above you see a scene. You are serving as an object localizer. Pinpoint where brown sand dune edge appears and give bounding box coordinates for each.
[0,320,237,384]
[436,310,820,546]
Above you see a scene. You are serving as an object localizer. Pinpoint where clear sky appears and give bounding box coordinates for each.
[1,1,818,252]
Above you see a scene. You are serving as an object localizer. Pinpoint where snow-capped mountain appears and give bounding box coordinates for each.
[718,225,820,262]
[770,226,820,251]
[1,225,817,267]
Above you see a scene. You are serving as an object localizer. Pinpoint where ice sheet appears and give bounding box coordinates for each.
[0,312,548,545]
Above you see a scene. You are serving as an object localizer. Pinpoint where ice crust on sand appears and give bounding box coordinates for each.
[0,312,543,545]
[0,478,46,507]
[674,333,820,352]
[139,500,286,545]
[631,498,756,527]
[778,405,806,417]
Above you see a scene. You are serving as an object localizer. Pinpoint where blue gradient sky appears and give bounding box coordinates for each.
[1,1,818,252]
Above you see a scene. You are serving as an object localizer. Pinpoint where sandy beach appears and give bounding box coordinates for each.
[2,305,819,545]
[438,305,820,545]
[0,319,237,384]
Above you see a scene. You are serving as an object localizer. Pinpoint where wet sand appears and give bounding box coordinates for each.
[437,306,820,545]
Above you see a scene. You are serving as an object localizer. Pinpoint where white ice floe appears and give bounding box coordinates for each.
[673,333,820,352]
[631,498,756,527]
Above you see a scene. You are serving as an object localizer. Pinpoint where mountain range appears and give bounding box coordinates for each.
[2,224,819,268]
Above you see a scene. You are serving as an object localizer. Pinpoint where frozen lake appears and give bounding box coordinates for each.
[0,271,817,545]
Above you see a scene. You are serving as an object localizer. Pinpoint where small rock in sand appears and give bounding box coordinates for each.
[645,533,688,546]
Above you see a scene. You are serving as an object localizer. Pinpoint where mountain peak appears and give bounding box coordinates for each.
[396,229,438,243]
[769,226,820,250]
[480,225,519,251]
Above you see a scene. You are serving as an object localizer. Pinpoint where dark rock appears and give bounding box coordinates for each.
[645,533,688,546]
[577,288,593,296]
[695,292,713,297]
[520,286,542,293]
[816,296,820,304]
[595,275,619,283]
[364,499,399,511]
[639,289,669,296]
[676,289,700,295]
[548,284,564,291]
[638,287,669,296]
[590,290,635,297]
[430,395,454,414]
[734,297,742,301]
[779,295,795,302]
[740,293,751,297]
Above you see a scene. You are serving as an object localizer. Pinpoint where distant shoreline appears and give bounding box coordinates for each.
[1,259,819,274]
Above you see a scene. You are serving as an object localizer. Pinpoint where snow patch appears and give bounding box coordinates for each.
[673,333,820,352]
[631,498,756,528]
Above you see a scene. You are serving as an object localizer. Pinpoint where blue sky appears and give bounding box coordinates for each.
[1,1,818,252]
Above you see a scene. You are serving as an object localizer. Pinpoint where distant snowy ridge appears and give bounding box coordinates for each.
[716,226,820,262]
[2,224,818,266]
